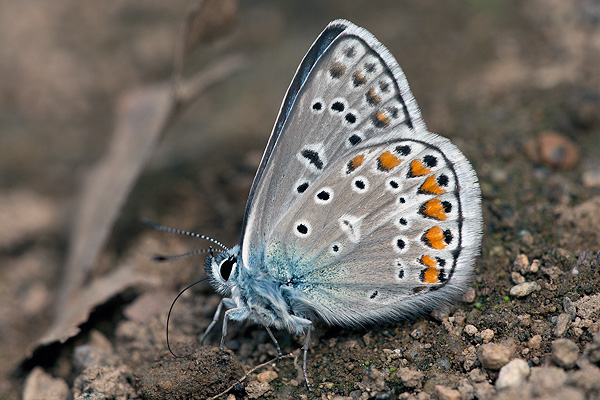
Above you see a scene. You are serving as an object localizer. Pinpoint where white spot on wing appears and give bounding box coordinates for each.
[338,214,363,243]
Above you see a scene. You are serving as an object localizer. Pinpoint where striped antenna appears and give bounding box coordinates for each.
[152,247,228,262]
[142,219,230,252]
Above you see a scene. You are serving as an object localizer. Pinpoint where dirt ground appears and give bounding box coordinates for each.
[2,1,600,399]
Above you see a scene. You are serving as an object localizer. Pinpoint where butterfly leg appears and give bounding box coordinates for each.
[264,325,282,360]
[219,306,249,358]
[302,325,313,391]
[201,297,229,345]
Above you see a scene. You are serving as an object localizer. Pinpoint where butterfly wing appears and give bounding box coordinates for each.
[241,19,424,266]
[265,139,482,326]
[240,20,482,326]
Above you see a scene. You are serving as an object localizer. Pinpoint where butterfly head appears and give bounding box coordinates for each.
[204,245,241,295]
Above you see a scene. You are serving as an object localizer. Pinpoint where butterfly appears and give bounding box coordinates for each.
[165,19,482,390]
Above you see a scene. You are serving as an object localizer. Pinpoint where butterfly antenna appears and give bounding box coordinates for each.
[152,247,227,262]
[143,218,230,251]
[166,277,209,358]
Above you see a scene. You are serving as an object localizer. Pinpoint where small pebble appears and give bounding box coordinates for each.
[480,329,494,344]
[462,287,476,303]
[468,368,487,383]
[478,343,510,370]
[552,338,579,369]
[528,334,542,349]
[435,385,461,400]
[574,294,600,320]
[411,328,424,340]
[510,281,538,298]
[495,359,530,390]
[257,370,278,384]
[511,272,525,284]
[529,259,540,273]
[463,350,479,372]
[537,131,580,170]
[513,254,529,273]
[464,324,478,336]
[245,381,271,399]
[397,367,424,388]
[563,297,576,317]
[554,313,572,337]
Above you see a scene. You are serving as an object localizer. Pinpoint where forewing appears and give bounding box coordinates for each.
[241,20,426,268]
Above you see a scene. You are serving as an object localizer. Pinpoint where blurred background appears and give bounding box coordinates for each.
[1,0,599,398]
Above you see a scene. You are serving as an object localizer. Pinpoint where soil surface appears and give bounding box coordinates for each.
[2,1,600,399]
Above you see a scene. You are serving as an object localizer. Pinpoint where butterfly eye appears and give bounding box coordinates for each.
[220,257,236,281]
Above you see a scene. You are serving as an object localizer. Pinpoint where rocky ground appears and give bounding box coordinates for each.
[2,1,600,399]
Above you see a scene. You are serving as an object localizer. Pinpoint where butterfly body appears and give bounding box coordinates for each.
[200,19,482,388]
[206,247,313,335]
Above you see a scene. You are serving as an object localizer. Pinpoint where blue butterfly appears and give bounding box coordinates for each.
[168,19,482,389]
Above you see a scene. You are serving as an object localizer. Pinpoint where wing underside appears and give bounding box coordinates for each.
[239,20,482,327]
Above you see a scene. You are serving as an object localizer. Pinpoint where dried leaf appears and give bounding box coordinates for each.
[18,266,159,372]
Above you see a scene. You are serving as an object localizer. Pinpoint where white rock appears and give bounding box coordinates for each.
[495,359,530,390]
[464,324,478,336]
[480,329,494,344]
[510,281,539,297]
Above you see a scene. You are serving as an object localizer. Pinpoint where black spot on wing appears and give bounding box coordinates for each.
[301,149,324,170]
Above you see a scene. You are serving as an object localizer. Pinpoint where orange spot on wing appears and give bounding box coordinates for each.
[423,226,447,250]
[421,199,447,221]
[377,151,401,172]
[365,88,381,105]
[352,71,367,86]
[346,154,365,173]
[419,175,445,194]
[409,159,431,177]
[352,154,365,167]
[423,267,440,283]
[420,255,437,267]
[374,110,391,127]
